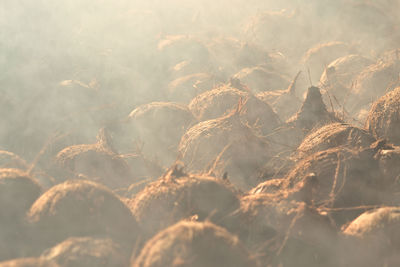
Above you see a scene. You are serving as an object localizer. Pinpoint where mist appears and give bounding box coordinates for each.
[1,1,400,266]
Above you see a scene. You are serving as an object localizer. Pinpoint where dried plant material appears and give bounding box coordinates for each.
[366,87,400,145]
[27,180,139,250]
[179,106,271,190]
[41,237,128,267]
[132,221,258,267]
[189,84,280,135]
[129,169,239,240]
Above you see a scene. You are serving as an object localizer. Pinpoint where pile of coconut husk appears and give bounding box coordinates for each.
[132,220,259,267]
[41,237,129,267]
[55,129,134,189]
[257,71,302,121]
[365,87,400,145]
[27,180,139,251]
[128,165,239,240]
[295,122,376,159]
[189,83,281,135]
[178,103,271,190]
[228,194,337,267]
[126,102,196,168]
[232,66,290,93]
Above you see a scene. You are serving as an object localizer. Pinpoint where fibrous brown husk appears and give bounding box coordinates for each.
[256,71,302,121]
[27,179,139,250]
[287,86,340,130]
[350,49,400,112]
[188,84,280,135]
[230,194,337,267]
[266,86,340,155]
[341,207,400,266]
[0,168,42,223]
[283,147,381,226]
[132,220,258,267]
[0,258,58,267]
[157,35,210,75]
[302,41,351,83]
[167,73,218,103]
[319,54,373,112]
[376,145,400,191]
[178,107,271,190]
[320,54,373,90]
[0,151,28,169]
[0,168,42,261]
[365,87,400,145]
[296,122,376,159]
[129,169,239,240]
[55,130,133,189]
[41,237,128,267]
[127,102,195,168]
[232,66,290,93]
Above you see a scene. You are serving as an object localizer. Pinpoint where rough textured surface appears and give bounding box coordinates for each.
[366,87,400,145]
[0,258,58,267]
[296,123,376,159]
[127,101,196,168]
[132,221,258,267]
[41,237,128,267]
[189,84,280,135]
[179,108,271,190]
[27,180,139,250]
[129,170,239,240]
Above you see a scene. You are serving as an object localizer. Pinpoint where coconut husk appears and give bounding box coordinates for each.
[128,168,240,240]
[230,194,337,267]
[350,49,400,112]
[365,87,400,145]
[284,147,381,226]
[0,258,58,267]
[126,102,195,168]
[0,168,42,261]
[296,122,376,159]
[376,145,400,192]
[0,151,29,169]
[256,71,302,120]
[27,179,139,251]
[341,207,400,266]
[232,66,290,93]
[0,168,41,222]
[157,35,210,75]
[41,237,128,267]
[266,86,340,156]
[132,221,258,267]
[302,41,351,83]
[320,55,373,90]
[178,105,271,190]
[188,84,280,135]
[167,73,218,103]
[287,86,340,130]
[319,54,373,113]
[55,129,133,189]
